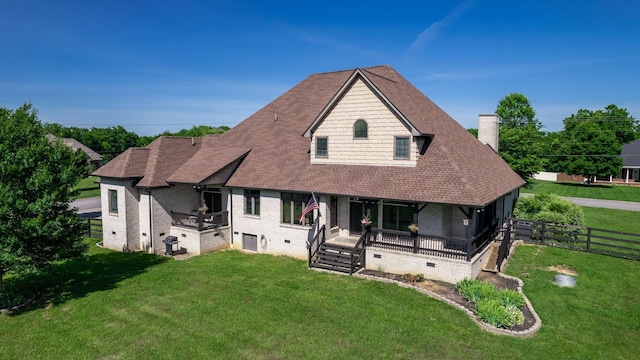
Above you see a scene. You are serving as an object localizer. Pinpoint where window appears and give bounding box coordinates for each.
[354,119,368,138]
[382,202,414,231]
[244,189,260,216]
[316,137,328,157]
[395,136,410,159]
[282,192,314,225]
[108,189,118,214]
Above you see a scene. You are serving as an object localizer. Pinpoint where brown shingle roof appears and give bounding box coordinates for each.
[94,65,524,206]
[46,134,102,162]
[224,65,524,206]
[93,147,150,178]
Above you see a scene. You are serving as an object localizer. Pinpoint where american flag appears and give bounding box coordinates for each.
[299,193,319,224]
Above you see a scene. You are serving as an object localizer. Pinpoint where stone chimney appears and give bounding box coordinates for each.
[478,114,499,152]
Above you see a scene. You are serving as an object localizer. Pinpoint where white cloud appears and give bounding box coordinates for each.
[409,0,475,50]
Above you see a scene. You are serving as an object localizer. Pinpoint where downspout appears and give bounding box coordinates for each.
[228,188,234,246]
[146,189,153,253]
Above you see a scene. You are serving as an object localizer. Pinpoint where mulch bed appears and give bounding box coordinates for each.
[359,269,536,332]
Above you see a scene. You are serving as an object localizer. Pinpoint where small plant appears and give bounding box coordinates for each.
[475,298,511,328]
[498,289,526,308]
[361,215,372,226]
[407,223,419,233]
[403,273,425,282]
[456,278,498,303]
[198,204,209,213]
[504,305,525,326]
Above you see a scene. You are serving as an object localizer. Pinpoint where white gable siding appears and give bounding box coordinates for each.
[311,79,417,166]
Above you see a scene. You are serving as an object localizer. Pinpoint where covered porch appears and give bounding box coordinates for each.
[309,194,505,282]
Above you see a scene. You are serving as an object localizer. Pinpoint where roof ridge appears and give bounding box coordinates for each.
[360,66,398,83]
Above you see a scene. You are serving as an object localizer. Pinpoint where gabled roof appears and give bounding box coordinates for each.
[167,135,250,185]
[94,65,524,206]
[621,138,640,167]
[303,68,423,137]
[46,134,102,162]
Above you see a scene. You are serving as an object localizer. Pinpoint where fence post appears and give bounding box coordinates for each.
[586,227,592,252]
[412,232,418,254]
[86,219,91,237]
[540,222,546,245]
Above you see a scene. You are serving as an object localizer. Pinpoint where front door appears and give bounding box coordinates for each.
[349,201,363,235]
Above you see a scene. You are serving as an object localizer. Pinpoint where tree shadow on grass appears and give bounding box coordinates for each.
[554,182,613,189]
[3,245,169,315]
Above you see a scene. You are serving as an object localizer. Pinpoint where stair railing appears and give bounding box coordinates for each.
[349,228,368,274]
[307,224,326,268]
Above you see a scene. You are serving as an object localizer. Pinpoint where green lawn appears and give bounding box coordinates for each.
[2,239,639,359]
[582,206,640,234]
[522,179,640,202]
[74,175,100,199]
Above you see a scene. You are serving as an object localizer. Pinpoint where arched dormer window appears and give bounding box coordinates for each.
[354,119,368,139]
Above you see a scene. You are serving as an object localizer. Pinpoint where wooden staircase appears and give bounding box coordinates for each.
[310,242,364,274]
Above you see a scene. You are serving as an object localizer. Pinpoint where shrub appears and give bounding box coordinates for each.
[514,193,584,226]
[475,298,511,328]
[403,273,425,282]
[0,291,27,310]
[498,289,526,308]
[505,305,525,326]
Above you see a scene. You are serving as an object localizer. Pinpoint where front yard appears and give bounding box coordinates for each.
[522,180,640,202]
[1,238,638,359]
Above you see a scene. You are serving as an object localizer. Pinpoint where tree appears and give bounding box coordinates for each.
[495,93,540,128]
[495,93,545,183]
[557,105,637,183]
[0,104,88,293]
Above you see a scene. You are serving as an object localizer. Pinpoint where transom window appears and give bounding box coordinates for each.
[244,189,260,216]
[354,119,368,139]
[316,137,328,157]
[395,136,410,159]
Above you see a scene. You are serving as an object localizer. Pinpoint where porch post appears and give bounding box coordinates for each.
[194,185,204,231]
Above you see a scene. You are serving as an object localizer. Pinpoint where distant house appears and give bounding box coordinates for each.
[93,65,524,284]
[46,134,102,168]
[620,138,640,183]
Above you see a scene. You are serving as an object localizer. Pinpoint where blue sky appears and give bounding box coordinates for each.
[1,0,638,135]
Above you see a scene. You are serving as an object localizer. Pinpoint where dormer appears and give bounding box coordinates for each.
[304,69,432,167]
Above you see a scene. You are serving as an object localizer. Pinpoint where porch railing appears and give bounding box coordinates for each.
[171,211,229,230]
[307,224,326,267]
[369,223,497,262]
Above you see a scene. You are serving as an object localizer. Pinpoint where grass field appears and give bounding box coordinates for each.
[74,176,100,199]
[1,238,639,359]
[521,180,640,202]
[582,206,640,234]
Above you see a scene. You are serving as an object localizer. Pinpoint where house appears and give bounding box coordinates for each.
[93,65,524,283]
[620,138,640,183]
[46,134,103,168]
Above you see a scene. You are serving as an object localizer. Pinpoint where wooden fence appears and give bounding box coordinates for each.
[85,219,103,239]
[510,218,640,261]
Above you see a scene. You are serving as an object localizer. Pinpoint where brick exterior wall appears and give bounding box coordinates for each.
[230,189,327,259]
[310,79,417,167]
[365,243,492,284]
[169,226,230,255]
[100,178,139,252]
